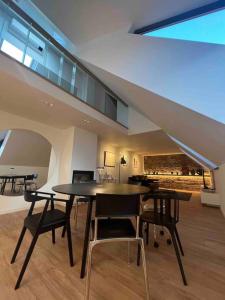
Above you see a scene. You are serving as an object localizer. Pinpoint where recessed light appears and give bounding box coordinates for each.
[41,100,54,107]
[83,119,90,124]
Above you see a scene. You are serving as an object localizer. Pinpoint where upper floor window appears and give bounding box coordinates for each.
[144,8,225,45]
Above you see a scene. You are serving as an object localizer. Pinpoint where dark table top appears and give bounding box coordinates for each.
[52,183,150,197]
[0,174,31,179]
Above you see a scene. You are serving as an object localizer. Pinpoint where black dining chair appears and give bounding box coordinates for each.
[137,192,187,286]
[16,174,37,192]
[141,190,177,247]
[73,180,96,229]
[11,191,74,289]
[85,193,150,300]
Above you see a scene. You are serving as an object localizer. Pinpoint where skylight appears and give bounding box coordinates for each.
[144,9,225,45]
[1,40,32,67]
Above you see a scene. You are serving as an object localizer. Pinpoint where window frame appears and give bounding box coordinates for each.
[134,1,225,35]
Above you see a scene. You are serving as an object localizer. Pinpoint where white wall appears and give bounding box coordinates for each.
[214,164,225,217]
[97,139,143,183]
[71,127,98,178]
[0,110,75,214]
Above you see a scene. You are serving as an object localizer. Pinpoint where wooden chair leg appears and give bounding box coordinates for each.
[174,226,184,256]
[85,243,94,300]
[137,220,143,266]
[170,229,187,286]
[74,201,79,228]
[145,223,149,245]
[140,239,150,300]
[61,225,66,238]
[11,226,27,264]
[66,223,74,267]
[52,229,56,244]
[15,233,39,289]
[127,241,131,265]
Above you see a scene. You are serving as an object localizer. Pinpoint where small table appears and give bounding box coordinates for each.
[0,175,32,195]
[52,183,150,278]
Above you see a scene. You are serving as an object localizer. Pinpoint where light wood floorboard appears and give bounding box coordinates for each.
[1,192,225,299]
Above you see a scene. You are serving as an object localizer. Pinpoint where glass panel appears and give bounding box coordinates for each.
[0,0,128,127]
[74,66,88,100]
[86,76,105,113]
[144,9,225,45]
[61,58,73,93]
[45,45,61,84]
[117,100,128,127]
[105,93,117,121]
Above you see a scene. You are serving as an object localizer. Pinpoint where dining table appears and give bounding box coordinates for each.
[0,174,33,195]
[52,182,150,278]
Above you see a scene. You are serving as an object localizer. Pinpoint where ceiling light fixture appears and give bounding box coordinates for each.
[41,100,54,107]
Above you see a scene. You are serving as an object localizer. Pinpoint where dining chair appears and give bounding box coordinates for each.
[137,192,187,285]
[85,193,150,300]
[141,190,176,247]
[24,174,38,190]
[11,190,74,289]
[16,174,38,192]
[73,181,96,229]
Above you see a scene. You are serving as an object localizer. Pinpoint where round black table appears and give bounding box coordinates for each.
[52,183,150,278]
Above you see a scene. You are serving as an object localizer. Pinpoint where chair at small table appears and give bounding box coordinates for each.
[137,192,187,286]
[11,190,74,289]
[85,193,150,300]
[16,174,38,192]
[73,180,96,229]
[141,190,176,247]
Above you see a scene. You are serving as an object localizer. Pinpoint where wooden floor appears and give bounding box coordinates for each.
[1,193,225,299]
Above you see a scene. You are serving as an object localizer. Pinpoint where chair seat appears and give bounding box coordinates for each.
[141,210,177,226]
[92,218,136,240]
[24,209,66,234]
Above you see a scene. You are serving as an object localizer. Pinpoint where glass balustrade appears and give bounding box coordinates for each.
[0,0,128,127]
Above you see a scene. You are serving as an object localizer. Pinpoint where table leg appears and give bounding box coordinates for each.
[11,178,15,193]
[80,196,93,279]
[1,179,7,195]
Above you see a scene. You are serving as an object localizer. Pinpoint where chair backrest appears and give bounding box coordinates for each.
[25,175,35,181]
[24,191,49,202]
[151,192,180,224]
[95,193,140,218]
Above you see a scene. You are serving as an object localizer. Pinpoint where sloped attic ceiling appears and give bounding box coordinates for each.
[32,0,216,46]
[78,58,225,167]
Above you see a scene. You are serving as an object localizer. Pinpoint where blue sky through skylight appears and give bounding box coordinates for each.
[144,9,225,45]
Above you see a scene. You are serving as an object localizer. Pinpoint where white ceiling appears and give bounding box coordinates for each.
[32,0,216,46]
[0,129,51,167]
